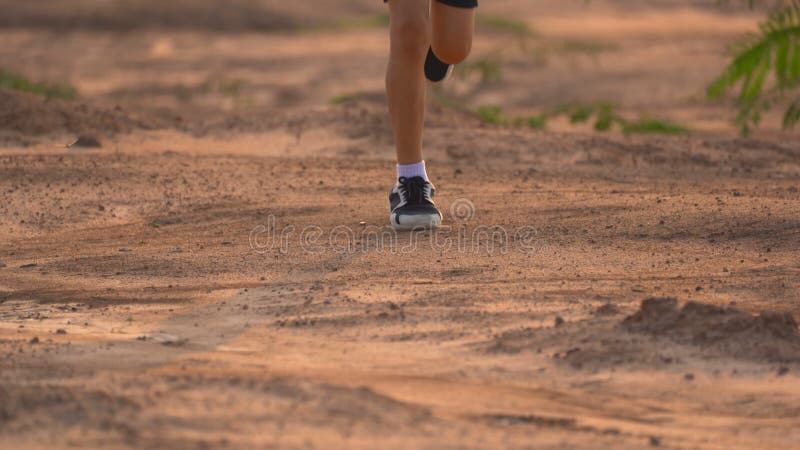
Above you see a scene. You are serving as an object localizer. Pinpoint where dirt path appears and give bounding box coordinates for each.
[3,101,799,448]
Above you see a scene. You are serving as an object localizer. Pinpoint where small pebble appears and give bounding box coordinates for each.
[68,135,102,148]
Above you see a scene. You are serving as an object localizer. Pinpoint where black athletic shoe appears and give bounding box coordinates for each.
[424,47,454,83]
[389,176,443,230]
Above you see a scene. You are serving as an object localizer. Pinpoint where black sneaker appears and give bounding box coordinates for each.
[389,176,443,230]
[424,47,454,83]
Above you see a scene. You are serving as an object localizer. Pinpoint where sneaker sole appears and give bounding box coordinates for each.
[424,47,455,83]
[428,64,455,84]
[390,213,442,231]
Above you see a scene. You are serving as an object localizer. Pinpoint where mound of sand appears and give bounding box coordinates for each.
[0,89,163,144]
[623,297,800,363]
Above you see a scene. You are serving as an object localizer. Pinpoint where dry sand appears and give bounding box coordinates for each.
[1,1,799,449]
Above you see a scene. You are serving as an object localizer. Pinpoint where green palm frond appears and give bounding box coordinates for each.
[785,95,800,126]
[709,0,800,134]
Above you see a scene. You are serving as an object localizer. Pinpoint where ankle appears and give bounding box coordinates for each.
[397,161,429,181]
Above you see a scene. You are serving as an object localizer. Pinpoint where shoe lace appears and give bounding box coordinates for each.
[398,177,429,204]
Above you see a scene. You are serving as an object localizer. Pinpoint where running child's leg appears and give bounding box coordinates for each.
[430,0,476,64]
[425,0,477,82]
[386,0,429,166]
[385,0,443,230]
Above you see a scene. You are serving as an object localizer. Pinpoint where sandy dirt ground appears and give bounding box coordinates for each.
[1,1,800,449]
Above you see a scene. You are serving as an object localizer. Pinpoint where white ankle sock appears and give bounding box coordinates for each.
[397,161,428,181]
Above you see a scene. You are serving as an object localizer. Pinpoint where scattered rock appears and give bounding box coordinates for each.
[484,413,576,428]
[20,263,38,269]
[0,261,6,268]
[649,436,661,446]
[778,366,789,376]
[29,337,39,344]
[67,135,102,148]
[684,373,694,381]
[135,333,187,347]
[55,329,67,335]
[161,338,189,347]
[594,303,622,316]
[554,316,565,327]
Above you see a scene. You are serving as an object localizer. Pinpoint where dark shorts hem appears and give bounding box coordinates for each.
[384,0,478,7]
[435,0,478,8]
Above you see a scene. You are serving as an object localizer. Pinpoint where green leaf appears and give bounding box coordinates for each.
[774,34,790,85]
[622,118,689,134]
[0,68,76,100]
[526,114,548,130]
[740,51,770,104]
[784,96,800,128]
[476,105,505,125]
[569,104,594,123]
[708,1,800,134]
[593,103,615,131]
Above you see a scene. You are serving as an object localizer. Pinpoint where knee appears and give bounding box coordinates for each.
[432,38,472,64]
[390,16,428,60]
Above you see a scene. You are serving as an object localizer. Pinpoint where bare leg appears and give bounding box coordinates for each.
[431,1,475,64]
[386,0,429,166]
